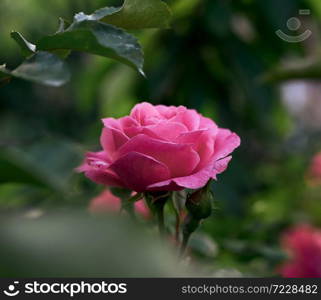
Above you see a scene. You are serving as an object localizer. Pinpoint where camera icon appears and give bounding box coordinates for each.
[276,9,312,43]
[3,282,20,297]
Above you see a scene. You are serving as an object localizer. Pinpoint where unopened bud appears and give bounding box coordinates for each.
[186,183,212,220]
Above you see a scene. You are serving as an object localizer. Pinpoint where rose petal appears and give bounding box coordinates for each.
[130,102,161,125]
[101,117,122,130]
[123,126,143,138]
[102,116,141,139]
[212,156,232,179]
[199,115,218,131]
[119,116,140,128]
[80,151,111,171]
[172,108,201,131]
[117,134,200,178]
[110,151,171,192]
[100,127,129,157]
[213,129,241,161]
[143,121,188,141]
[147,156,233,190]
[84,169,124,187]
[155,105,178,119]
[147,181,182,191]
[176,130,215,170]
[77,152,123,187]
[147,162,215,190]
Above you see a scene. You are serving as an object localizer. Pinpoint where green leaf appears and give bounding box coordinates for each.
[74,7,120,22]
[101,0,172,29]
[0,150,46,188]
[52,19,72,59]
[37,20,144,75]
[10,32,36,57]
[0,137,82,192]
[172,190,187,216]
[0,52,70,87]
[79,0,172,30]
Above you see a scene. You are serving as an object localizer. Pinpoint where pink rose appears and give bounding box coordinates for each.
[279,224,321,278]
[78,102,240,192]
[89,189,150,219]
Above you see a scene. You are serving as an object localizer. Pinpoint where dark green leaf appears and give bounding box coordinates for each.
[101,0,172,29]
[0,52,70,87]
[37,20,144,75]
[78,0,172,30]
[10,31,36,57]
[0,150,46,188]
[53,19,72,60]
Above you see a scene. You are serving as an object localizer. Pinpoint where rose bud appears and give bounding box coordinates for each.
[186,182,212,220]
[181,183,213,254]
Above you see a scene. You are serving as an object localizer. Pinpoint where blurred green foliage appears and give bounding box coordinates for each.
[1,0,321,277]
[0,212,194,277]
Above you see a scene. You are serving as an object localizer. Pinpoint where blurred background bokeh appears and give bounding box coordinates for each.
[1,0,321,277]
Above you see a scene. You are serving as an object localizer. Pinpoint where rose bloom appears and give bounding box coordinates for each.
[89,189,150,219]
[307,152,321,185]
[279,224,321,278]
[78,102,240,192]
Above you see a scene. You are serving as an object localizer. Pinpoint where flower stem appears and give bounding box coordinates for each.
[180,233,189,256]
[175,213,181,243]
[180,215,201,256]
[145,191,169,237]
[156,203,165,236]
